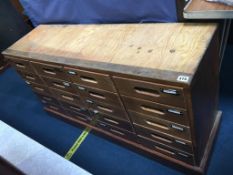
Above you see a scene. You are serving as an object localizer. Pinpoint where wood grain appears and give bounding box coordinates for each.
[3,23,217,75]
[184,0,233,19]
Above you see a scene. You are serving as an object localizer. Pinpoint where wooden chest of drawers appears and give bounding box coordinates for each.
[2,23,221,174]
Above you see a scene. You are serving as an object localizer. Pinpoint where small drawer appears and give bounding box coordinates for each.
[76,85,122,107]
[42,77,77,93]
[95,121,136,141]
[95,112,132,131]
[122,96,188,126]
[10,58,34,73]
[86,99,128,120]
[18,71,44,85]
[138,136,194,165]
[31,61,66,80]
[28,82,50,96]
[129,111,191,140]
[64,67,116,92]
[65,108,92,123]
[61,102,90,117]
[138,136,194,164]
[113,76,185,108]
[135,125,193,153]
[51,88,83,106]
[37,94,60,106]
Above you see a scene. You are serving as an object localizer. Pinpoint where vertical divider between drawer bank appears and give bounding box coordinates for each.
[109,75,136,134]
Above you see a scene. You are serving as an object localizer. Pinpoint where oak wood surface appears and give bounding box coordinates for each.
[184,0,233,19]
[3,24,217,76]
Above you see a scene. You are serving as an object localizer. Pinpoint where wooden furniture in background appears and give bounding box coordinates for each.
[2,24,221,174]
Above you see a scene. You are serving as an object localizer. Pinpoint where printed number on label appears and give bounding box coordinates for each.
[177,75,189,83]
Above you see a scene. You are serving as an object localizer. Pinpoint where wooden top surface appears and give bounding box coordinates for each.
[3,23,217,84]
[184,0,233,19]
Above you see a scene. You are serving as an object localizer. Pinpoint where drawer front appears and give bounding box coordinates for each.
[122,96,188,126]
[65,67,116,92]
[113,76,185,108]
[44,103,65,114]
[28,82,50,96]
[129,111,191,140]
[76,85,122,107]
[42,77,77,94]
[37,94,60,106]
[31,61,66,80]
[61,102,90,117]
[65,108,92,123]
[138,136,194,165]
[95,113,132,131]
[135,125,193,153]
[95,121,136,141]
[18,71,44,85]
[51,88,83,106]
[10,59,34,72]
[86,99,128,120]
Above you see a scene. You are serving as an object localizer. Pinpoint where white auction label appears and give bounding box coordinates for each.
[177,75,189,83]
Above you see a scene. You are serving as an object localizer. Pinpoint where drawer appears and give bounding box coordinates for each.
[36,93,59,106]
[42,76,77,94]
[18,71,44,85]
[28,82,50,96]
[51,88,83,106]
[113,76,185,108]
[138,136,194,165]
[44,104,65,114]
[10,58,34,73]
[86,99,128,120]
[129,111,191,140]
[31,61,66,80]
[65,108,92,123]
[135,125,193,153]
[64,67,116,92]
[95,121,136,141]
[95,112,132,131]
[76,84,122,107]
[61,102,90,117]
[122,96,188,126]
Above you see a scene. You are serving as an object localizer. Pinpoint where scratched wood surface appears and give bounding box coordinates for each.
[4,23,217,75]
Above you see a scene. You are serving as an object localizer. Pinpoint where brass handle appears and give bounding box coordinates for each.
[171,124,184,132]
[162,89,179,95]
[49,105,59,111]
[150,134,172,144]
[145,120,169,130]
[43,97,52,101]
[34,87,45,92]
[175,140,186,145]
[135,87,159,97]
[141,106,165,115]
[167,109,183,115]
[25,75,35,80]
[89,92,106,99]
[178,152,189,158]
[43,69,56,75]
[110,129,125,136]
[103,118,119,125]
[16,63,26,68]
[53,83,65,89]
[69,106,81,112]
[80,76,98,84]
[61,95,74,101]
[155,146,175,155]
[97,106,113,113]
